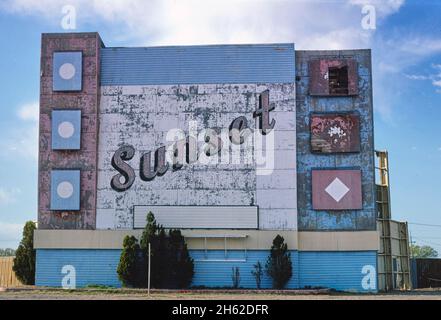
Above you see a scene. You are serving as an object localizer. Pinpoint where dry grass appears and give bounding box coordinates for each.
[0,287,440,300]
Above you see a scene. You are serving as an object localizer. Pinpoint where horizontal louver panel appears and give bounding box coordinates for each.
[100,44,295,85]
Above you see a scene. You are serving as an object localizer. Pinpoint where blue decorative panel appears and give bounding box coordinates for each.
[298,251,378,292]
[36,249,121,288]
[100,43,295,85]
[51,110,81,150]
[53,51,82,91]
[50,170,80,211]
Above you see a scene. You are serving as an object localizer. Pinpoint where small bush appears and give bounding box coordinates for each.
[140,211,165,288]
[117,235,139,287]
[251,261,263,289]
[265,234,292,289]
[231,267,241,289]
[168,229,194,289]
[13,221,36,285]
[139,212,194,289]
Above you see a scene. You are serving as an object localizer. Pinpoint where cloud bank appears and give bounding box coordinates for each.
[1,0,403,49]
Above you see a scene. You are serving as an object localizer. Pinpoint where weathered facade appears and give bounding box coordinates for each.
[35,33,379,292]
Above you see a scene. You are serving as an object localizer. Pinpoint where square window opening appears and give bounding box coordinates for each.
[329,66,349,95]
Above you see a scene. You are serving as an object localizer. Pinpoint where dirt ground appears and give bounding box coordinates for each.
[1,287,441,300]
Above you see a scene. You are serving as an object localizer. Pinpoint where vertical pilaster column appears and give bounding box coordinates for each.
[38,33,103,229]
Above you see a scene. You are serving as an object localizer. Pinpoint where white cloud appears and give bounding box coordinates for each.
[375,35,441,77]
[394,36,441,57]
[18,101,39,122]
[0,221,23,248]
[1,0,415,120]
[403,64,441,94]
[0,188,21,205]
[0,0,403,49]
[404,74,430,81]
[0,101,39,161]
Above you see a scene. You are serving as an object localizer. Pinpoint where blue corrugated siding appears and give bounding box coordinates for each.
[298,251,378,292]
[36,249,122,288]
[100,44,295,85]
[35,249,377,292]
[190,250,299,289]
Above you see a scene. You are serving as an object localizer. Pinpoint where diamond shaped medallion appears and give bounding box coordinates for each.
[325,177,350,202]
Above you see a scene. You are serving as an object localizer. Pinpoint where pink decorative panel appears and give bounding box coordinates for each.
[310,113,360,153]
[312,169,362,210]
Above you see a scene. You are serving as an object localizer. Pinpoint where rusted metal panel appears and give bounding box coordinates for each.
[310,113,360,153]
[312,169,362,210]
[309,59,358,96]
[412,258,441,288]
[309,59,329,95]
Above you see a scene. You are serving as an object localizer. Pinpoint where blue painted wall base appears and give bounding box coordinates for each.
[36,249,377,292]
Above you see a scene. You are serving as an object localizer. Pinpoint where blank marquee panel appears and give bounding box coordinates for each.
[134,206,258,229]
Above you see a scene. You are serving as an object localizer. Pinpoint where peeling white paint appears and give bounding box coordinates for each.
[96,83,296,230]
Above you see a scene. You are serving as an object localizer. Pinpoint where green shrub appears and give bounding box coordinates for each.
[117,235,139,287]
[139,212,194,288]
[231,267,241,289]
[139,212,168,288]
[168,229,194,288]
[265,234,292,289]
[251,261,263,289]
[13,221,36,285]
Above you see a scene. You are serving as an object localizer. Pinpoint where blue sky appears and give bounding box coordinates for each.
[0,0,440,254]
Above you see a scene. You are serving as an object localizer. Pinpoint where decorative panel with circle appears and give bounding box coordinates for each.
[50,170,80,211]
[52,51,82,91]
[51,110,81,150]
